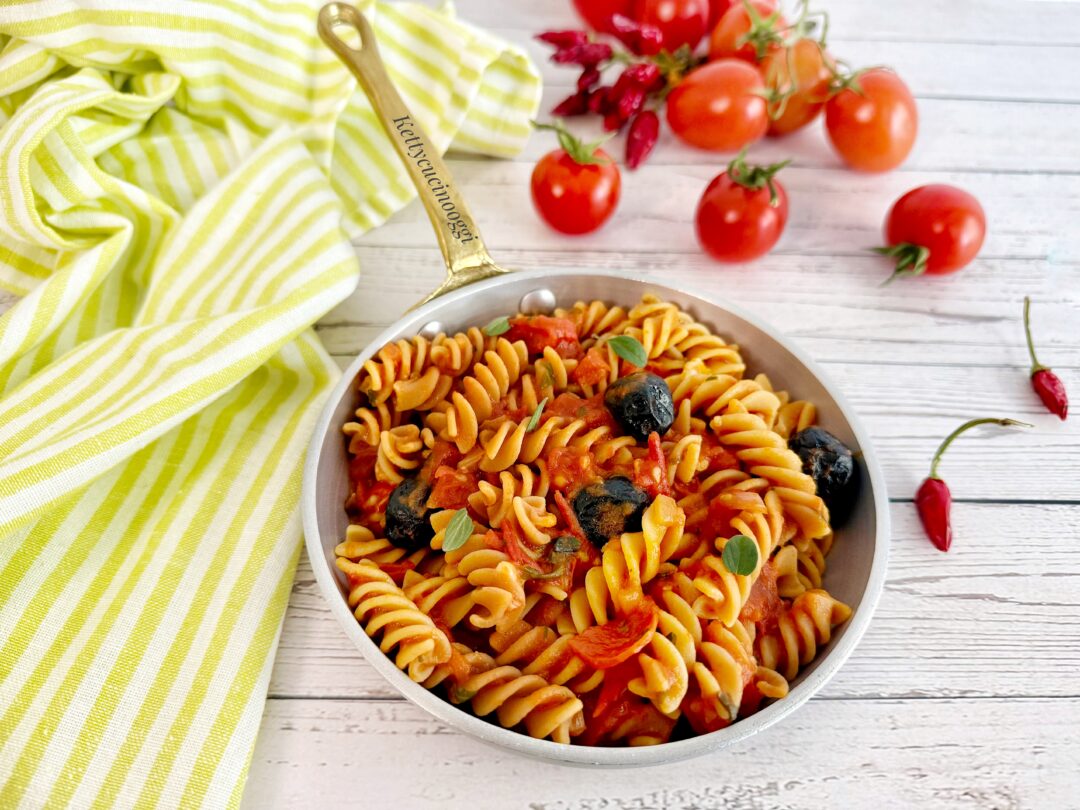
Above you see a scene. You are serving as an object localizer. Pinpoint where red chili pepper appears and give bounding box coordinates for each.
[1023,296,1068,420]
[625,110,660,169]
[551,41,614,67]
[552,91,591,117]
[535,30,589,49]
[917,417,1031,552]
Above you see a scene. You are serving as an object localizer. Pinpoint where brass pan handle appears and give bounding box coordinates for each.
[318,3,510,307]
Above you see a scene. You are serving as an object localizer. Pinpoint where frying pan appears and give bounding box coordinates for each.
[302,3,889,766]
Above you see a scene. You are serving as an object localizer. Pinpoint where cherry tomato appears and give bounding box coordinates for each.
[825,68,917,172]
[572,0,633,33]
[531,148,620,235]
[879,184,986,278]
[695,153,789,262]
[708,0,784,64]
[632,0,710,51]
[707,0,734,29]
[666,60,768,151]
[761,39,834,136]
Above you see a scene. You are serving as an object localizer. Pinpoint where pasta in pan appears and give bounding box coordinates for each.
[336,294,856,746]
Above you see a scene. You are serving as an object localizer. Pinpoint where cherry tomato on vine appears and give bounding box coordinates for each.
[531,123,621,235]
[875,184,986,281]
[708,0,784,64]
[707,0,734,29]
[760,39,834,136]
[666,60,768,151]
[572,0,634,34]
[695,150,790,262]
[824,68,918,172]
[632,0,710,51]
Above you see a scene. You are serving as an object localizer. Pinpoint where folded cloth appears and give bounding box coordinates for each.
[0,1,539,806]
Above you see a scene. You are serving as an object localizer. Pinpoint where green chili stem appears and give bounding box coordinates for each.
[1023,296,1046,373]
[928,417,1032,480]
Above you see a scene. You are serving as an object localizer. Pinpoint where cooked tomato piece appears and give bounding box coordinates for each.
[506,315,581,357]
[502,520,540,566]
[591,659,639,719]
[529,596,567,628]
[632,432,672,498]
[378,560,416,583]
[705,496,741,541]
[740,677,764,717]
[681,685,733,735]
[356,480,394,518]
[548,392,616,431]
[572,347,612,387]
[420,440,461,481]
[547,446,597,491]
[428,466,476,510]
[739,559,781,631]
[700,433,740,473]
[348,445,378,485]
[569,599,658,669]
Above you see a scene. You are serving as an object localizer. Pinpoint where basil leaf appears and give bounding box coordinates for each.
[554,535,581,555]
[609,335,647,368]
[526,397,548,432]
[482,316,510,336]
[721,534,759,576]
[441,509,474,552]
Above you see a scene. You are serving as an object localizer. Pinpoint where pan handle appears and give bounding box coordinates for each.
[318,3,510,308]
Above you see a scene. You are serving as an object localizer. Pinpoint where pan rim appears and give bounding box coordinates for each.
[301,267,890,766]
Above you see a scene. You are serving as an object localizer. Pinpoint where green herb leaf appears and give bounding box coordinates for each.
[554,535,581,555]
[523,564,566,581]
[441,509,474,552]
[538,360,554,390]
[721,534,759,576]
[482,316,510,336]
[608,335,647,368]
[526,397,549,432]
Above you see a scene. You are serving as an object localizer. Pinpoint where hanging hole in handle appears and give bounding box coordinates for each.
[318,3,367,54]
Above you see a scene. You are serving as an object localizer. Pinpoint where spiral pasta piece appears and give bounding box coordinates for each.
[375,424,424,484]
[628,629,689,716]
[335,559,452,682]
[618,296,691,360]
[336,524,413,567]
[670,322,746,377]
[343,401,401,450]
[710,411,831,539]
[449,652,585,743]
[602,496,685,613]
[755,589,852,681]
[664,434,703,485]
[691,620,756,721]
[429,327,489,376]
[555,299,628,340]
[467,462,550,528]
[667,363,781,428]
[489,620,601,693]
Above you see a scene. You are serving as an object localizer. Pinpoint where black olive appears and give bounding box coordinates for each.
[604,372,675,441]
[789,427,859,523]
[385,477,435,551]
[572,476,649,546]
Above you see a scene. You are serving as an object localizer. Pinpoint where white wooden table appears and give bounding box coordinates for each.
[242,1,1080,807]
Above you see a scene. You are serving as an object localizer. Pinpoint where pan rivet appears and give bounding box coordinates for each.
[418,320,443,339]
[519,288,556,315]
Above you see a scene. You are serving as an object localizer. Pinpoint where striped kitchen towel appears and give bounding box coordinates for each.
[0,1,540,807]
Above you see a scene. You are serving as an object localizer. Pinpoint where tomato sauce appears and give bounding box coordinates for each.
[505,315,581,357]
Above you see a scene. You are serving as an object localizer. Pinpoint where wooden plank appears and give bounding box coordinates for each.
[269,503,1080,702]
[493,95,1080,176]
[352,161,1080,261]
[241,695,1080,809]
[318,249,1080,369]
[452,0,1080,46]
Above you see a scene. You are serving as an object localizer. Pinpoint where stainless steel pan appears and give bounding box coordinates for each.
[303,3,889,766]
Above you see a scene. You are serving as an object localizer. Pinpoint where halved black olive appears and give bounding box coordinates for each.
[789,427,858,522]
[385,477,435,550]
[572,476,649,546]
[604,372,675,441]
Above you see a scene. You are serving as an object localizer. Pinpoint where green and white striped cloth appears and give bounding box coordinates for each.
[0,1,540,806]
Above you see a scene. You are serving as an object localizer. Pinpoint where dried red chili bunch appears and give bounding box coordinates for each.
[916,417,1031,552]
[535,28,700,169]
[1023,296,1068,420]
